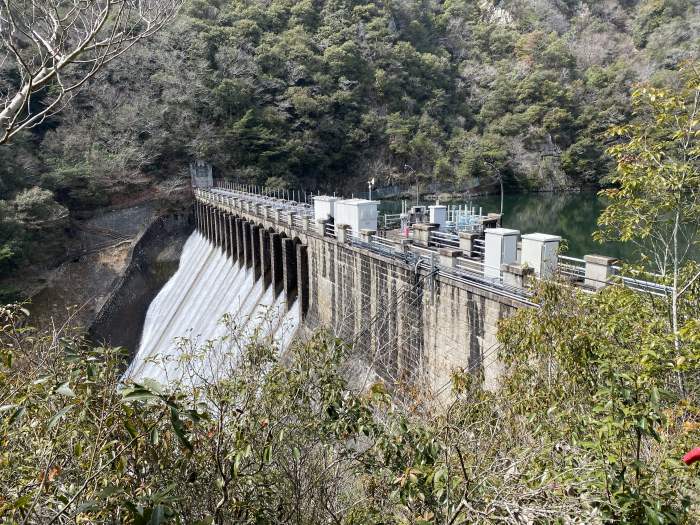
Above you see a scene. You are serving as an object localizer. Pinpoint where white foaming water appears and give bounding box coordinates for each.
[125,231,300,385]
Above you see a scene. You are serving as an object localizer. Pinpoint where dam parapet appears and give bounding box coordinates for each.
[193,183,670,398]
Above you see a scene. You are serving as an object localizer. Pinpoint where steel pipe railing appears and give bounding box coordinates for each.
[195,187,668,304]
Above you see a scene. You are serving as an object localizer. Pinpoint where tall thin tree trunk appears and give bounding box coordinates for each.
[672,211,685,396]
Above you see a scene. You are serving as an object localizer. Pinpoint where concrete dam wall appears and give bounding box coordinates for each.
[118,185,661,395]
[192,190,531,395]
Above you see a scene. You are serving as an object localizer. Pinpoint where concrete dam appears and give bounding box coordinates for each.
[127,179,665,396]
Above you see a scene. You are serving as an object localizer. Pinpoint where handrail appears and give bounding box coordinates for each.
[429,230,460,249]
[559,255,585,264]
[194,187,669,303]
[557,255,586,280]
[381,213,402,229]
[616,275,672,296]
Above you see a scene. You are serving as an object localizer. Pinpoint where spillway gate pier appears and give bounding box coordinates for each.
[193,183,669,397]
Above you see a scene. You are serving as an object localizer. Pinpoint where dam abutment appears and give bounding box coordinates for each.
[89,210,194,354]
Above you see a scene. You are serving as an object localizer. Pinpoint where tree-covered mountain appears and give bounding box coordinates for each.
[1,0,699,275]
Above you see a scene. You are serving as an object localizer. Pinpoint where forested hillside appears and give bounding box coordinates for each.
[1,0,699,277]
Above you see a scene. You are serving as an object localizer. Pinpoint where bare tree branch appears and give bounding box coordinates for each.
[0,0,182,144]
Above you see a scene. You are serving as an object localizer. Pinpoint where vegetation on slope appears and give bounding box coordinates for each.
[1,0,699,280]
[0,270,698,523]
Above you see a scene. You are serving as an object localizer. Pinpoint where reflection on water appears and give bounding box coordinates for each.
[380,193,637,260]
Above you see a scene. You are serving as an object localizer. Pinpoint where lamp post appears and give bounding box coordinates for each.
[368,178,375,201]
[483,159,504,215]
[404,164,417,205]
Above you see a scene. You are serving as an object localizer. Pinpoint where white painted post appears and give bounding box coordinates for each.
[395,239,413,254]
[360,229,376,244]
[335,224,349,243]
[438,248,462,268]
[412,223,438,247]
[501,263,534,288]
[458,231,479,257]
[584,255,618,290]
[484,228,519,279]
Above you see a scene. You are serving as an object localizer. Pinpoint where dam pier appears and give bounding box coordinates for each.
[186,179,666,396]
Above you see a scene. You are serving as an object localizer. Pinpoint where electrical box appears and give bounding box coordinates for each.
[429,205,447,230]
[313,196,339,222]
[484,228,520,279]
[334,199,379,233]
[409,206,427,224]
[521,233,561,278]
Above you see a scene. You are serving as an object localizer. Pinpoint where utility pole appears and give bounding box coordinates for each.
[404,164,417,205]
[484,160,504,215]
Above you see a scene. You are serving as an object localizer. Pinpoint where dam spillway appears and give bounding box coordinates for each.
[122,179,668,399]
[125,231,299,384]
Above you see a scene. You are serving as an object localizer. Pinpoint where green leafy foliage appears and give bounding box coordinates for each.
[597,66,699,399]
[598,65,700,259]
[498,281,700,523]
[0,187,68,274]
[2,274,699,524]
[2,1,700,279]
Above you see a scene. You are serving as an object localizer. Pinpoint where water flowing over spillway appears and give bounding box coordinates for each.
[124,231,299,385]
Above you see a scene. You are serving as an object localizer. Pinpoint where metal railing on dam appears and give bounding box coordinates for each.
[195,187,539,307]
[192,184,671,399]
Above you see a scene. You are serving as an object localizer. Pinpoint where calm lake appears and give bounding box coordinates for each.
[380,192,636,261]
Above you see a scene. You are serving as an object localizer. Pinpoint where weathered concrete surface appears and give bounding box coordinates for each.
[197,193,525,397]
[304,234,517,393]
[26,202,159,330]
[27,244,133,330]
